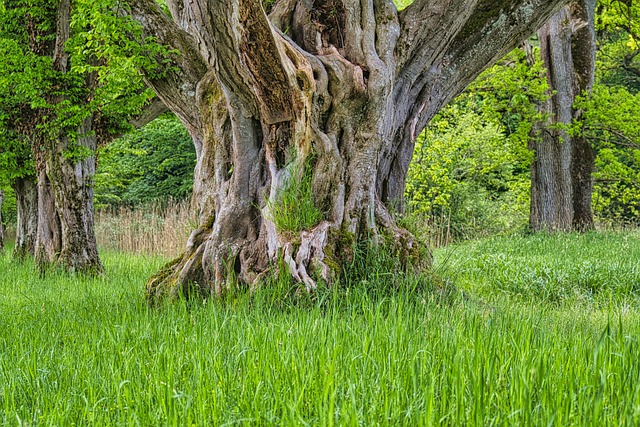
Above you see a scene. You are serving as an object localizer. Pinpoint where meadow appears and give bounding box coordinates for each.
[1,231,640,426]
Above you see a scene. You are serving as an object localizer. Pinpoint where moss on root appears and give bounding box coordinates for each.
[146,255,183,304]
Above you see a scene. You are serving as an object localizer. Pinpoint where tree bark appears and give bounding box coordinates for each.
[42,119,102,273]
[34,168,61,266]
[13,177,38,259]
[530,0,596,232]
[127,0,571,300]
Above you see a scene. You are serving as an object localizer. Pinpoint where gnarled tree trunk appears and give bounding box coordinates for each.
[530,0,596,232]
[13,176,38,259]
[127,0,570,300]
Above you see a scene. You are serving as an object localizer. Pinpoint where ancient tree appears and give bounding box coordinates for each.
[125,0,570,299]
[530,0,597,231]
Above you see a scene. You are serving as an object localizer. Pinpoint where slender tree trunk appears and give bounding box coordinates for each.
[530,0,596,232]
[569,0,597,230]
[128,0,570,300]
[13,177,38,259]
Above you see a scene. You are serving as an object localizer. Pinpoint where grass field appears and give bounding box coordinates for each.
[1,231,640,425]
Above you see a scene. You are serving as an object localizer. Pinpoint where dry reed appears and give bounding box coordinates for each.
[93,200,459,259]
[95,200,195,258]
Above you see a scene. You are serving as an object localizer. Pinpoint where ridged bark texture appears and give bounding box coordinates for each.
[531,0,596,232]
[35,120,102,273]
[127,0,571,300]
[13,177,38,259]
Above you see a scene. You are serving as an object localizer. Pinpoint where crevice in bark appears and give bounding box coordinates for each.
[310,0,347,52]
[13,177,38,260]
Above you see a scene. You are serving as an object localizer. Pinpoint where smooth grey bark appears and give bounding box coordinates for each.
[126,0,571,299]
[13,177,38,259]
[531,0,596,232]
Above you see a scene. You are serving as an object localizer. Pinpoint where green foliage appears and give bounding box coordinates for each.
[0,0,162,193]
[405,48,546,239]
[393,0,413,9]
[94,115,196,208]
[593,147,640,222]
[580,85,640,224]
[267,156,324,233]
[2,233,640,424]
[595,0,640,92]
[406,109,531,238]
[0,179,16,226]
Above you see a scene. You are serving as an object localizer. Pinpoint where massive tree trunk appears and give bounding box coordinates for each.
[127,0,570,300]
[530,0,596,232]
[13,177,38,259]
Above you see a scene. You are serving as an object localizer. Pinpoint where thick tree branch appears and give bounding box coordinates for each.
[405,0,570,134]
[206,0,300,123]
[397,0,477,75]
[125,0,208,144]
[129,97,169,129]
[377,0,571,208]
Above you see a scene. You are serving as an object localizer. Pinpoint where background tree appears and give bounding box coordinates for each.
[0,135,37,258]
[118,0,570,299]
[530,0,597,232]
[0,0,160,272]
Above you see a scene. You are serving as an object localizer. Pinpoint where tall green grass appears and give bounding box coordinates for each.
[1,231,640,425]
[267,158,323,234]
[437,230,640,306]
